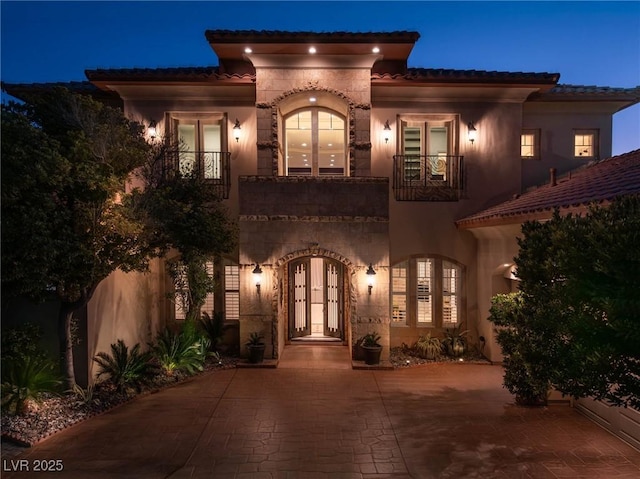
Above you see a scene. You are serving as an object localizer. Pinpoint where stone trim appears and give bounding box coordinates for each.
[239,175,387,184]
[239,215,389,223]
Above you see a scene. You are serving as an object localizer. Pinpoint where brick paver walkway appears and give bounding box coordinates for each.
[2,345,639,478]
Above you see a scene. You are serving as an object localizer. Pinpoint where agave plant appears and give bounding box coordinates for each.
[1,354,62,415]
[415,334,442,360]
[93,340,156,392]
[153,325,209,376]
[442,324,468,357]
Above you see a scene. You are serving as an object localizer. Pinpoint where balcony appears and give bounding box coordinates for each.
[392,154,464,201]
[163,150,231,199]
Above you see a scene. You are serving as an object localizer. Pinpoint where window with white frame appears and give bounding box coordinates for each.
[574,129,598,159]
[390,257,464,328]
[521,129,540,159]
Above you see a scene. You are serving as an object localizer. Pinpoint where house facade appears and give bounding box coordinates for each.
[7,30,638,378]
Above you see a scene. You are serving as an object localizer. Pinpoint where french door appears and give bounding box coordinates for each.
[289,257,343,339]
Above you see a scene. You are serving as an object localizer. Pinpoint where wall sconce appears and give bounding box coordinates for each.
[252,264,263,294]
[233,119,241,143]
[366,263,376,295]
[148,119,157,140]
[467,122,477,144]
[382,120,392,144]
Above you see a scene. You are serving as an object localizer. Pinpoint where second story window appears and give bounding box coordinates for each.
[175,118,223,179]
[574,129,598,159]
[285,108,346,176]
[521,129,540,159]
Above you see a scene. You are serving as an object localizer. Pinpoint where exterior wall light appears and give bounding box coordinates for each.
[383,120,392,144]
[148,119,157,141]
[468,122,477,144]
[252,264,263,294]
[233,119,241,142]
[366,263,376,295]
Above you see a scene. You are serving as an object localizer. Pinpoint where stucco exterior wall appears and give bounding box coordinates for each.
[86,258,166,381]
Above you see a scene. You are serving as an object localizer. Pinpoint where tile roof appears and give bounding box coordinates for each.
[372,68,560,84]
[85,67,254,82]
[529,84,640,101]
[456,149,640,228]
[205,30,420,44]
[1,81,122,106]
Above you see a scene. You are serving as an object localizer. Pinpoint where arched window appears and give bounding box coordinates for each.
[285,108,346,176]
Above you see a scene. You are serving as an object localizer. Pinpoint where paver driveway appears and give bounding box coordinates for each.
[2,345,639,478]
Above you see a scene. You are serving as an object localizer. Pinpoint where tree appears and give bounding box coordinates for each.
[133,139,237,323]
[1,88,153,388]
[489,196,640,407]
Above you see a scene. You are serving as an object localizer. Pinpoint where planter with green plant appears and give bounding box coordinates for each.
[415,334,442,360]
[442,324,468,357]
[246,332,265,363]
[360,332,382,365]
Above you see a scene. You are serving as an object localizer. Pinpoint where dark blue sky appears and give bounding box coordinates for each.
[2,1,639,154]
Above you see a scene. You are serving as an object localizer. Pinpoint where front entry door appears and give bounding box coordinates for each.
[289,257,343,340]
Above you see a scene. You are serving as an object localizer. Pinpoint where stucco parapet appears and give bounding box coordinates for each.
[239,175,387,185]
[239,215,389,223]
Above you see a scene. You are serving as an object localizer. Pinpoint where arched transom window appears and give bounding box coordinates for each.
[285,108,346,176]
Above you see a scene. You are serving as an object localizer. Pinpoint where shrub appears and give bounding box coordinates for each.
[360,332,381,347]
[1,354,62,415]
[93,340,156,392]
[1,323,46,363]
[153,323,209,376]
[415,334,442,360]
[198,311,227,351]
[442,324,468,357]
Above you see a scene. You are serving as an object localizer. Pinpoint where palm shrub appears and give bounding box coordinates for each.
[442,324,468,357]
[1,354,62,415]
[198,311,227,351]
[153,321,210,376]
[93,340,157,393]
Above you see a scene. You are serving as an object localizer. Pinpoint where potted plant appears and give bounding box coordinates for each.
[442,324,468,357]
[415,334,442,360]
[360,332,382,365]
[246,332,265,364]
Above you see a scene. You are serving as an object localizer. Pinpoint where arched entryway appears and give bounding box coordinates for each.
[288,256,345,342]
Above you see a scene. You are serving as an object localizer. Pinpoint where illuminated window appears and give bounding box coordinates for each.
[285,108,346,176]
[391,257,464,328]
[521,129,540,159]
[224,265,240,320]
[574,129,598,159]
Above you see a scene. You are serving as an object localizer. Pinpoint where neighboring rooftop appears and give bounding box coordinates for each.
[456,149,640,228]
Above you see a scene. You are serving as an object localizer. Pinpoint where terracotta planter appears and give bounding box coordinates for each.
[362,345,382,365]
[247,344,265,363]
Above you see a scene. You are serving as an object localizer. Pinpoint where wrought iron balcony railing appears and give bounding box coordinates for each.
[392,154,464,201]
[163,150,231,199]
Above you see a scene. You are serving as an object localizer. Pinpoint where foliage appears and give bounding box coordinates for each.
[1,354,62,415]
[360,332,382,348]
[1,323,47,363]
[246,332,264,346]
[489,196,640,408]
[1,88,154,388]
[442,324,468,357]
[414,334,442,360]
[152,322,210,376]
[133,139,237,322]
[69,383,98,407]
[199,311,228,351]
[93,340,157,393]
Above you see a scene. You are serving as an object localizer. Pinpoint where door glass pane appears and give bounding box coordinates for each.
[286,112,313,176]
[318,111,345,176]
[403,126,422,181]
[391,261,408,326]
[428,126,448,179]
[203,125,221,179]
[178,124,196,177]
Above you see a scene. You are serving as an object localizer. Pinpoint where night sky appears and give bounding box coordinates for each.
[2,1,639,154]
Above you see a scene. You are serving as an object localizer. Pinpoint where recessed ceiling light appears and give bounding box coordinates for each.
[331,154,335,157]
[244,47,252,53]
[302,143,307,147]
[327,143,333,147]
[372,46,380,53]
[309,97,317,102]
[308,46,316,54]
[302,153,307,157]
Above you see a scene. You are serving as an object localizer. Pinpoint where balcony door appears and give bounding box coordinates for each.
[285,108,346,176]
[170,114,226,179]
[401,119,455,182]
[289,257,344,340]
